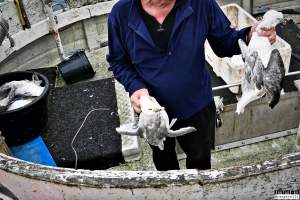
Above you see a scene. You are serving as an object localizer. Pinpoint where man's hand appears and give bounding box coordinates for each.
[130,88,149,113]
[258,26,277,44]
[248,23,277,44]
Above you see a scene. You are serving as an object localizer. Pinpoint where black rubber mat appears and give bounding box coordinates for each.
[276,19,300,92]
[42,78,124,169]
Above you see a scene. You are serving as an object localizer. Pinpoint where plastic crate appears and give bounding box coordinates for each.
[10,136,56,167]
[205,4,292,93]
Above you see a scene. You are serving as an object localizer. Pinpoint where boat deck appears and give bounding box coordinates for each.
[110,133,298,171]
[29,42,299,170]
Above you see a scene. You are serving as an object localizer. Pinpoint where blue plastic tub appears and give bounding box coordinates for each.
[10,136,56,167]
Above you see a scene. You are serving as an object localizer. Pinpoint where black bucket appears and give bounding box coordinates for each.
[0,71,50,146]
[57,50,95,84]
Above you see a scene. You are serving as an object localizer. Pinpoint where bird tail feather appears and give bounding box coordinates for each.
[167,127,197,137]
[116,123,140,136]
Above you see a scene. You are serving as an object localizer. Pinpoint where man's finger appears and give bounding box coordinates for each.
[260,27,275,32]
[269,34,276,44]
[130,96,141,113]
[133,105,141,113]
[259,30,272,37]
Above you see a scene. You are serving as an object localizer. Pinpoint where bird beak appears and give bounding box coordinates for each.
[151,107,165,112]
[152,108,160,112]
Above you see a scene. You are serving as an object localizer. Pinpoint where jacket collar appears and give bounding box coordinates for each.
[128,0,155,47]
[128,0,193,48]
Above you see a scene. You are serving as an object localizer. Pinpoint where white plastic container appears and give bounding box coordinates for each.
[205,4,292,93]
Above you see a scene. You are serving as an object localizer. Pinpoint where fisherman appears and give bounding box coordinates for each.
[107,0,277,170]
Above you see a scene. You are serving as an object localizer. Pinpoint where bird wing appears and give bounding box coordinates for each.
[238,39,250,60]
[115,122,140,136]
[0,84,11,99]
[237,40,266,114]
[252,52,264,90]
[246,50,259,84]
[263,49,285,108]
[167,127,197,137]
[238,39,255,83]
[0,87,16,111]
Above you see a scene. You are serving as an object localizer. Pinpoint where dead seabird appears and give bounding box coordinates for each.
[116,96,196,150]
[0,73,44,112]
[0,74,44,98]
[237,39,285,114]
[236,10,285,114]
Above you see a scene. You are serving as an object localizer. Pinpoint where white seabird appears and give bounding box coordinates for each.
[236,10,285,114]
[0,73,44,112]
[7,98,33,111]
[116,96,196,150]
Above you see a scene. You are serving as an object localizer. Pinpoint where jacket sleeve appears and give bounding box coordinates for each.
[106,13,146,95]
[207,0,251,57]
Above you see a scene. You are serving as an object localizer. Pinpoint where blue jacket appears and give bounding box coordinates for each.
[107,0,250,119]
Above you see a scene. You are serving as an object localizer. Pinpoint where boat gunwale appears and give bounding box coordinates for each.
[0,152,299,189]
[0,0,117,64]
[0,0,299,190]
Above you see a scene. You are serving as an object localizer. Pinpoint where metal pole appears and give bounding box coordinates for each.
[212,71,300,91]
[43,1,65,61]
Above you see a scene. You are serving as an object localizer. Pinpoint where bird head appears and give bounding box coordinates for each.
[263,10,283,24]
[257,10,284,31]
[140,95,163,115]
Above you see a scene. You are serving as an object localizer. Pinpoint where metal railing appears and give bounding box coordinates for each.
[212,71,300,91]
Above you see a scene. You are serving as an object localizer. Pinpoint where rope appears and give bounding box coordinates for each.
[71,107,109,169]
